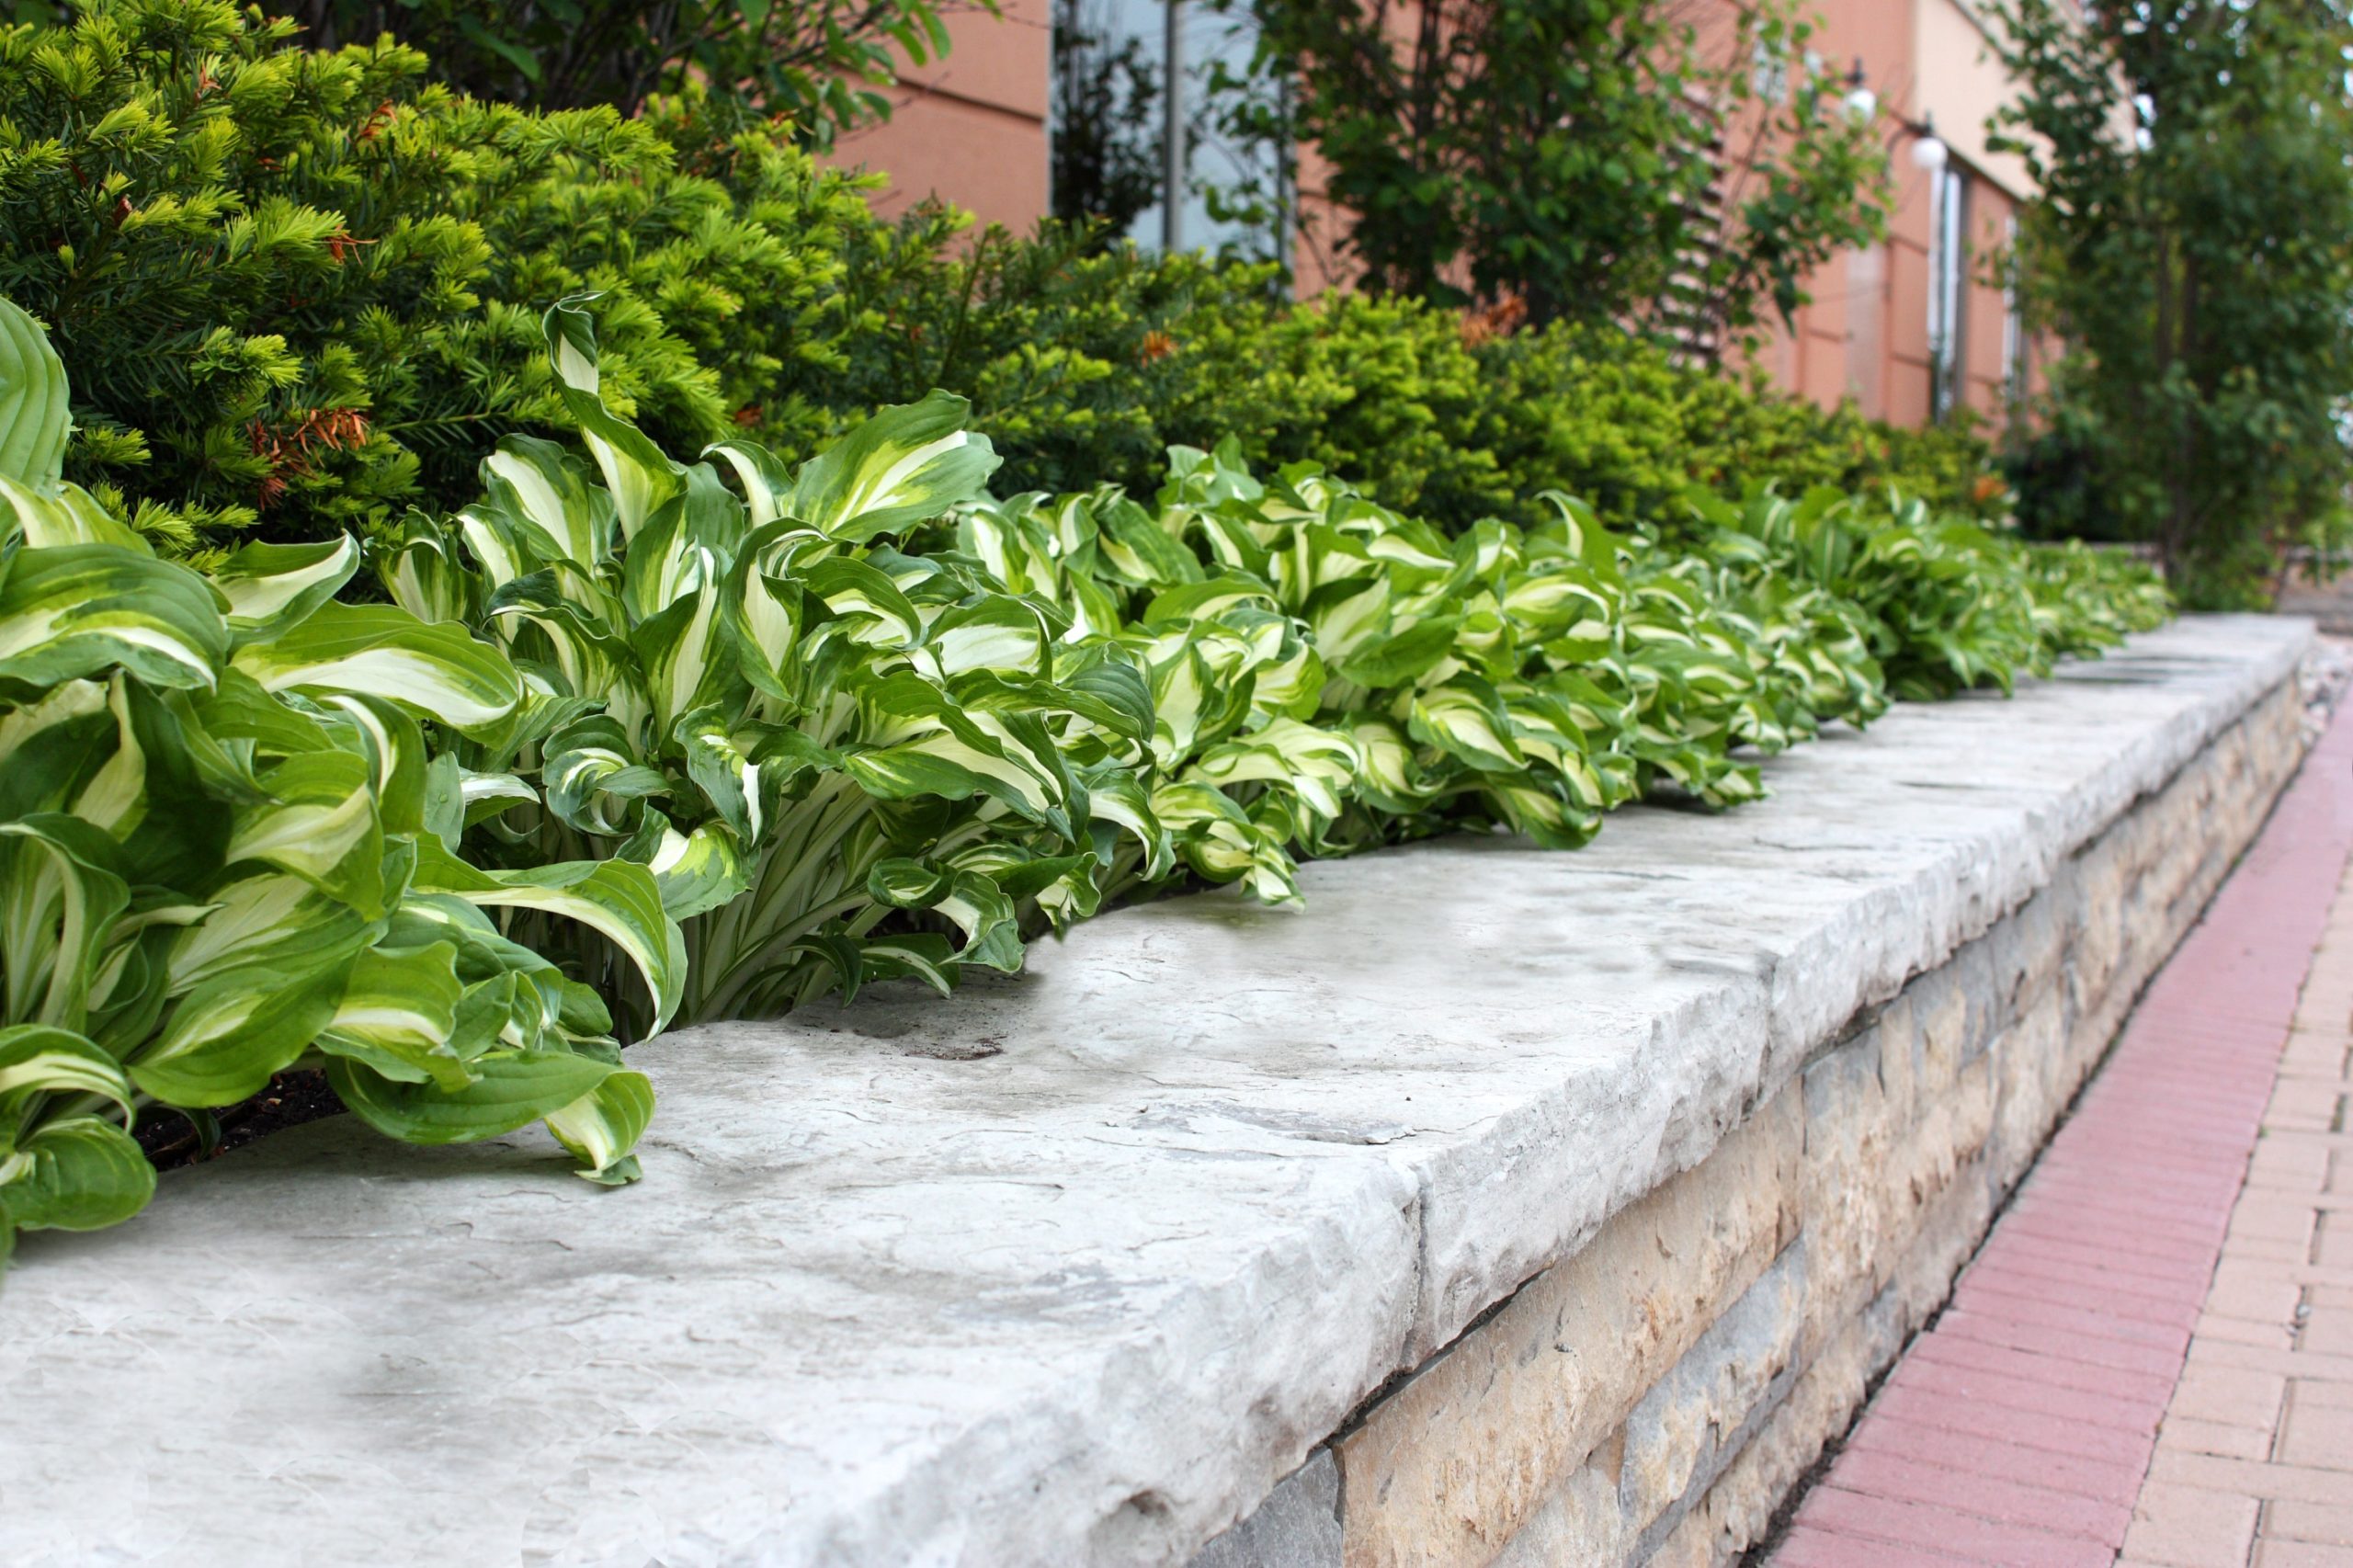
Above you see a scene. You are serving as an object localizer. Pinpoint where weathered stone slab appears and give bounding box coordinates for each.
[0,617,2311,1568]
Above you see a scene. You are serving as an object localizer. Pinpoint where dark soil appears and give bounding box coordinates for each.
[136,1070,349,1172]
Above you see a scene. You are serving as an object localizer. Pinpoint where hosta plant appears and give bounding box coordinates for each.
[386,300,1337,1023]
[0,296,678,1267]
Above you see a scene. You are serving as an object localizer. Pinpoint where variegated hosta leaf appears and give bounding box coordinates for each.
[785,391,1002,542]
[0,546,227,696]
[482,436,616,572]
[544,1069,655,1186]
[1187,718,1361,823]
[675,709,765,846]
[227,750,387,918]
[0,812,132,1032]
[620,813,750,922]
[0,295,70,490]
[379,511,482,625]
[411,843,687,1031]
[211,536,360,643]
[327,1047,646,1185]
[0,1023,136,1123]
[233,602,523,734]
[540,297,685,540]
[543,714,671,835]
[848,675,1076,835]
[313,942,472,1093]
[130,960,347,1107]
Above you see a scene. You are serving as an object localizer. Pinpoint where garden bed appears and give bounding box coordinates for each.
[0,615,2310,1568]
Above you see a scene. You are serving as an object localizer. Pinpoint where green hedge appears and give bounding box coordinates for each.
[8,3,1998,560]
[1,0,894,556]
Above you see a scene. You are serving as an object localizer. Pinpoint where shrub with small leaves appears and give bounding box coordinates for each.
[0,0,893,554]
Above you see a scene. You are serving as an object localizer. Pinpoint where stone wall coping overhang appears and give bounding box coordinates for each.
[0,615,2313,1568]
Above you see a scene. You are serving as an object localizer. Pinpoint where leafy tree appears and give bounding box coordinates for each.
[262,0,997,144]
[1206,0,1891,350]
[1050,0,1163,235]
[1988,0,2353,606]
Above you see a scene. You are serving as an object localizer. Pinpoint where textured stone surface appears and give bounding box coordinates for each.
[1188,1450,1340,1568]
[0,617,2310,1568]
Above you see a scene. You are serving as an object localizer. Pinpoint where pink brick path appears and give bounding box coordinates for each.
[1774,699,2353,1568]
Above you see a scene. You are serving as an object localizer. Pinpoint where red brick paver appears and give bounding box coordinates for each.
[1774,696,2353,1568]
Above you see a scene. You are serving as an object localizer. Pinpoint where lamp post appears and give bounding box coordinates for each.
[1163,0,1185,253]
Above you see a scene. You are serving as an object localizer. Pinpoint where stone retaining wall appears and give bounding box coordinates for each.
[1198,646,2308,1568]
[0,618,2314,1568]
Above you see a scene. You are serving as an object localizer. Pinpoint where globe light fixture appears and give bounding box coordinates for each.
[1843,58,1877,121]
[1912,114,1950,173]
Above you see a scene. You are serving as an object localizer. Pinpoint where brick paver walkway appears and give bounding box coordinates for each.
[1773,699,2353,1568]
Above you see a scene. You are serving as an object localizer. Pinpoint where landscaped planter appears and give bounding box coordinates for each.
[1,616,2312,1568]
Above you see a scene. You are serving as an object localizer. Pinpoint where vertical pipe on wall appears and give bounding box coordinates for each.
[1163,0,1185,252]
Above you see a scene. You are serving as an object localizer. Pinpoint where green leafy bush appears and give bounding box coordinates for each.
[0,296,676,1265]
[1,0,893,552]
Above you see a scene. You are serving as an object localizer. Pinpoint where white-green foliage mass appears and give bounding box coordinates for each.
[0,293,2170,1263]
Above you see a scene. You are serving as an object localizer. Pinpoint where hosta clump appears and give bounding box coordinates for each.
[960,442,1827,863]
[1688,487,2051,701]
[2025,541,2173,657]
[1688,487,2174,702]
[0,298,677,1267]
[388,300,1313,1023]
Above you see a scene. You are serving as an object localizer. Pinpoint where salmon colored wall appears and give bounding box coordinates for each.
[827,0,1052,233]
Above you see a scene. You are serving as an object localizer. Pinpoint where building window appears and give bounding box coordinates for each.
[1927,165,1971,421]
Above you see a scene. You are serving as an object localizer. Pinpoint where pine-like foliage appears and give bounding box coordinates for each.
[0,0,892,556]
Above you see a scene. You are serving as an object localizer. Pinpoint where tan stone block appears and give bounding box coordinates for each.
[1617,1248,1807,1542]
[1988,985,2071,1194]
[1335,1085,1802,1568]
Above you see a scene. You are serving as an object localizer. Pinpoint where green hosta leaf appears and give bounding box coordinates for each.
[0,1116,154,1238]
[0,546,227,696]
[787,391,1001,542]
[233,602,522,734]
[131,961,347,1107]
[328,1047,624,1149]
[228,750,386,917]
[0,295,69,490]
[0,1023,135,1123]
[210,536,360,642]
[1336,616,1461,689]
[411,843,686,1032]
[543,1069,654,1185]
[313,942,471,1093]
